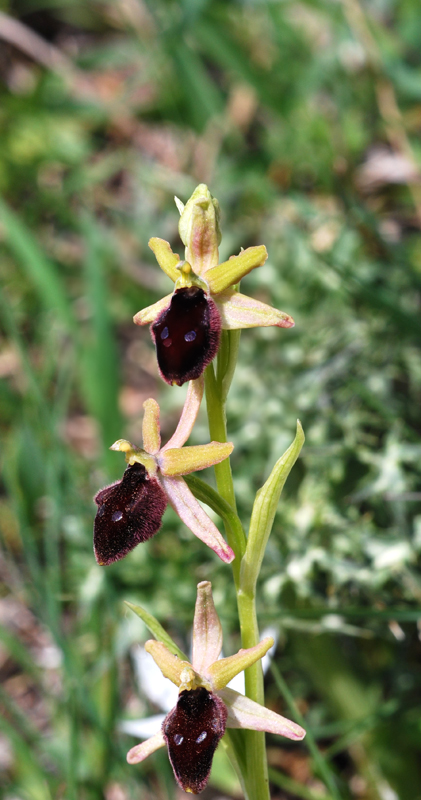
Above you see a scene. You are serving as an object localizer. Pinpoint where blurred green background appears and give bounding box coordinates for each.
[1,1,421,798]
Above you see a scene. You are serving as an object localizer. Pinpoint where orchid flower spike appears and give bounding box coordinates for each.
[127,581,305,794]
[93,378,234,565]
[134,184,294,386]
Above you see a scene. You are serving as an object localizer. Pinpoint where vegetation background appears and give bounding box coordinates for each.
[1,1,421,799]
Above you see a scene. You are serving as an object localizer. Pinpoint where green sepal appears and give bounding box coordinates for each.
[124,601,187,660]
[240,421,305,594]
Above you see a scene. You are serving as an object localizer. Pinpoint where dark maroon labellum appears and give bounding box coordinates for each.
[93,462,167,565]
[163,687,227,794]
[151,287,221,386]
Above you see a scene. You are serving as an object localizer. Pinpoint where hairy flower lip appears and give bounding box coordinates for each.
[150,286,221,386]
[126,582,306,793]
[93,383,234,565]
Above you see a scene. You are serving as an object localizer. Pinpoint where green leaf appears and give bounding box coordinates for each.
[79,214,122,466]
[0,198,76,332]
[240,421,305,594]
[124,601,187,661]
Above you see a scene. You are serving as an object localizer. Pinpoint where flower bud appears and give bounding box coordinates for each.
[178,184,221,276]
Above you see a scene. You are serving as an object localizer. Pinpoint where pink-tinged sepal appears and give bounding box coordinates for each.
[93,463,167,565]
[162,376,204,451]
[215,290,295,330]
[151,287,221,386]
[127,732,166,764]
[160,475,234,563]
[219,687,306,741]
[192,581,223,675]
[163,687,227,794]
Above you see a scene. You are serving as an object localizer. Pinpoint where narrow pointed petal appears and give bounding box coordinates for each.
[192,581,223,674]
[161,376,204,451]
[133,293,173,326]
[179,184,221,276]
[159,442,233,477]
[219,687,306,741]
[215,290,294,330]
[127,731,166,764]
[144,640,192,686]
[161,475,234,563]
[207,638,274,690]
[206,246,268,294]
[148,237,181,282]
[142,399,161,455]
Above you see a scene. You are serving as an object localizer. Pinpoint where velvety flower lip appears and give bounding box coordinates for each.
[93,378,234,565]
[126,581,305,794]
[134,185,294,385]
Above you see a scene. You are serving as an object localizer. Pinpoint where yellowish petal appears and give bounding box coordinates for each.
[206,245,268,294]
[144,640,191,686]
[148,237,180,282]
[142,399,161,455]
[215,290,294,330]
[207,637,274,690]
[127,732,166,764]
[133,293,173,326]
[159,442,233,477]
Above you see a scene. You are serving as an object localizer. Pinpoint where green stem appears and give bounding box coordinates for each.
[204,363,237,511]
[205,332,270,800]
[236,589,270,800]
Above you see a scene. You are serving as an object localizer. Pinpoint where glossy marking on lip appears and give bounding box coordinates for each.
[93,462,167,565]
[151,287,221,386]
[163,687,227,794]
